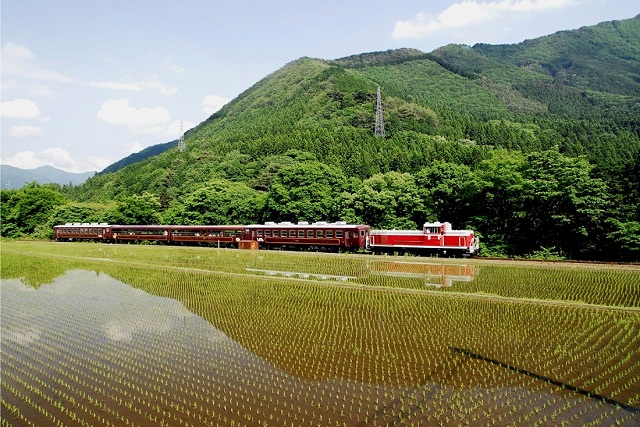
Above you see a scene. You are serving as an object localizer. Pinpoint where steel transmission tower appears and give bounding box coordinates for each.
[178,120,186,152]
[375,86,385,137]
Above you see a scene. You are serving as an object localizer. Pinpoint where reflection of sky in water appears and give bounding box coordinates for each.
[2,270,634,426]
[1,270,227,345]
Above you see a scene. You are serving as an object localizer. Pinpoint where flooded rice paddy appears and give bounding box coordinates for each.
[1,241,639,426]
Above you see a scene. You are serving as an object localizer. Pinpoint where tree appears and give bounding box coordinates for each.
[465,150,528,256]
[520,150,608,258]
[414,160,473,226]
[163,179,265,225]
[108,192,161,225]
[1,183,67,238]
[346,171,425,229]
[604,219,640,261]
[263,161,348,222]
[48,202,114,226]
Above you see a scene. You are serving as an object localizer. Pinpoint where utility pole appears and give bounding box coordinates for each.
[178,120,186,152]
[375,86,385,138]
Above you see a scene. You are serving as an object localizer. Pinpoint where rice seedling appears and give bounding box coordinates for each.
[1,241,639,426]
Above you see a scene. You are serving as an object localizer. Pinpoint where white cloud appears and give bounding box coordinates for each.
[42,147,75,166]
[89,80,177,96]
[1,42,35,60]
[393,0,580,39]
[97,98,172,133]
[88,156,112,171]
[1,98,42,118]
[165,119,196,138]
[2,42,175,96]
[1,42,77,83]
[1,148,102,173]
[203,94,230,116]
[127,141,144,154]
[9,125,42,138]
[28,84,56,97]
[1,151,43,169]
[164,58,186,76]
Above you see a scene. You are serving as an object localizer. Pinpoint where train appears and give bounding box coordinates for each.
[53,220,480,256]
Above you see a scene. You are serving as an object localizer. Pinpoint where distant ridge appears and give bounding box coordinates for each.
[1,165,95,189]
[99,139,178,175]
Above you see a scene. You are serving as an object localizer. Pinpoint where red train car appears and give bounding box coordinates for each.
[369,222,479,256]
[169,225,244,247]
[242,221,370,251]
[54,223,110,241]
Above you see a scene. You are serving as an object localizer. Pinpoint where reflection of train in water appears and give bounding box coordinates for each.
[53,221,479,256]
[367,260,474,288]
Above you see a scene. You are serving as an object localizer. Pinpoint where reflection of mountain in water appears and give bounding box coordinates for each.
[367,260,474,287]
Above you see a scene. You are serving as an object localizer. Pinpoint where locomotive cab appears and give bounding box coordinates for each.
[423,222,450,235]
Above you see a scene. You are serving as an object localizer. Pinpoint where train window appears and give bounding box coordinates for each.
[336,230,344,238]
[257,230,263,236]
[353,231,358,238]
[273,230,279,237]
[307,230,314,238]
[298,230,304,237]
[289,230,296,237]
[326,230,333,238]
[361,230,365,236]
[265,230,271,236]
[316,230,323,238]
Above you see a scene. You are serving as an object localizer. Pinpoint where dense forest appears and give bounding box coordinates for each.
[3,15,639,261]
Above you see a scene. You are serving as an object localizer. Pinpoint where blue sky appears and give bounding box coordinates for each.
[1,0,637,172]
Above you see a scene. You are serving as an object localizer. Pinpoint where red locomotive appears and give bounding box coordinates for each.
[54,220,479,256]
[368,221,479,256]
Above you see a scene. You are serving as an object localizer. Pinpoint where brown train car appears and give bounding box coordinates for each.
[242,221,370,251]
[169,225,244,247]
[53,223,110,241]
[109,225,171,243]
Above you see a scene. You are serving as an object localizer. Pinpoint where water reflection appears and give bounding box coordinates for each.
[246,267,356,281]
[1,270,224,344]
[367,260,474,288]
[2,269,636,426]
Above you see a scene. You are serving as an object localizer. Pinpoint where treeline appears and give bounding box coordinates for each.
[2,148,639,261]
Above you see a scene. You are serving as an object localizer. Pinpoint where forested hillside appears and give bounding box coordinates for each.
[3,16,639,260]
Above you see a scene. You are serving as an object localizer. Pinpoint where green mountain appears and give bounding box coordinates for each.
[72,15,640,203]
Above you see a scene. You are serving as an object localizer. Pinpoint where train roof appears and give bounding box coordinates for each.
[245,221,368,229]
[110,224,170,229]
[169,225,244,229]
[54,223,109,227]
